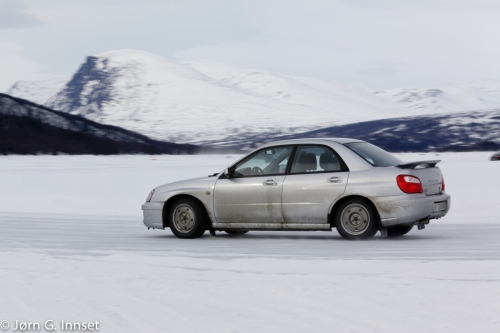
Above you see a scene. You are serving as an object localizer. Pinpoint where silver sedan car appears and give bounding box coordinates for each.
[142,138,450,240]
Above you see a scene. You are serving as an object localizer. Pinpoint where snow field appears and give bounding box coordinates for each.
[0,152,496,223]
[0,152,499,332]
[1,252,499,333]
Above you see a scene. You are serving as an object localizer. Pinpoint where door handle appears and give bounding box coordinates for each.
[328,176,342,183]
[263,179,278,186]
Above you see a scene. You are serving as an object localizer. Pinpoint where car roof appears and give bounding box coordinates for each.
[259,137,364,148]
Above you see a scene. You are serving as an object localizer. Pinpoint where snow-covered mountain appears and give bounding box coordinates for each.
[6,49,500,144]
[41,50,408,144]
[373,80,500,113]
[6,77,68,106]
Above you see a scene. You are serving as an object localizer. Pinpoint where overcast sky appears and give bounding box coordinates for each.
[1,0,500,91]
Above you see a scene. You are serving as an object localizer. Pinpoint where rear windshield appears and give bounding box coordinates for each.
[344,142,402,167]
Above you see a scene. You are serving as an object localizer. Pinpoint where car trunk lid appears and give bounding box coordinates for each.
[397,160,444,196]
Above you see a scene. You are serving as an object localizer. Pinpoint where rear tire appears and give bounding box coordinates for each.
[225,230,249,236]
[334,198,378,240]
[169,198,207,239]
[387,225,413,237]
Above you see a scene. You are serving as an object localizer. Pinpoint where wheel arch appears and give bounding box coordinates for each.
[162,194,212,228]
[329,195,381,227]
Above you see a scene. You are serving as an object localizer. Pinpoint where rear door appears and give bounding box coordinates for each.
[282,145,349,224]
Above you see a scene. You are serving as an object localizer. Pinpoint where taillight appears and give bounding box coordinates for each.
[442,177,445,191]
[397,175,423,194]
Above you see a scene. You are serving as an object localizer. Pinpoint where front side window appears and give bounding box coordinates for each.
[290,145,343,174]
[344,142,402,167]
[234,146,293,177]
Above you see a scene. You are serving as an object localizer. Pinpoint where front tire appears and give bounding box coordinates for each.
[169,198,207,239]
[334,198,378,240]
[387,225,413,237]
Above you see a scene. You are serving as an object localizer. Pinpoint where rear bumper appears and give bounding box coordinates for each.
[374,192,451,227]
[142,202,164,229]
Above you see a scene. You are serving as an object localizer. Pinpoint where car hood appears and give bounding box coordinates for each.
[153,175,220,198]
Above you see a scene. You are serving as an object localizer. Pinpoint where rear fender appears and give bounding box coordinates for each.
[329,195,381,228]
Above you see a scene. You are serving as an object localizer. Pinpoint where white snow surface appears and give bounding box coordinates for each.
[7,49,500,144]
[0,152,495,223]
[0,152,499,332]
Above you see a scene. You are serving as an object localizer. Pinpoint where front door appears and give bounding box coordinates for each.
[214,146,293,224]
[282,145,349,223]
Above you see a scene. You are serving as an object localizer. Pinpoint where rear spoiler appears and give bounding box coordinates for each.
[396,160,441,169]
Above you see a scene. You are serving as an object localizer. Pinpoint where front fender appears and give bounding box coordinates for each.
[148,176,219,225]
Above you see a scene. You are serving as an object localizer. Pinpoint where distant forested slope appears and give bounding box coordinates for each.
[0,93,201,155]
[241,110,500,152]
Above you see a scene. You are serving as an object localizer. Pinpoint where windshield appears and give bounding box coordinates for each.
[344,142,402,167]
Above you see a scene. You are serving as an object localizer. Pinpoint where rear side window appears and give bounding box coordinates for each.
[344,142,401,167]
[290,145,346,174]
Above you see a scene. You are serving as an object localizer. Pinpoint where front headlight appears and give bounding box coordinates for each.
[146,189,155,202]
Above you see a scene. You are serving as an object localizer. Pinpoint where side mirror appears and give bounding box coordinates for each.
[223,168,233,178]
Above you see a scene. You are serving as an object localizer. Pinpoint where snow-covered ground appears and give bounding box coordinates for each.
[0,152,496,223]
[0,152,499,332]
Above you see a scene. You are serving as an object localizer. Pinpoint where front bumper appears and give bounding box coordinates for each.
[142,202,164,229]
[374,192,451,227]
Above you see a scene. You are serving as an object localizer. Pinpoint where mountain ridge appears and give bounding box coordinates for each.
[5,49,500,146]
[1,92,498,154]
